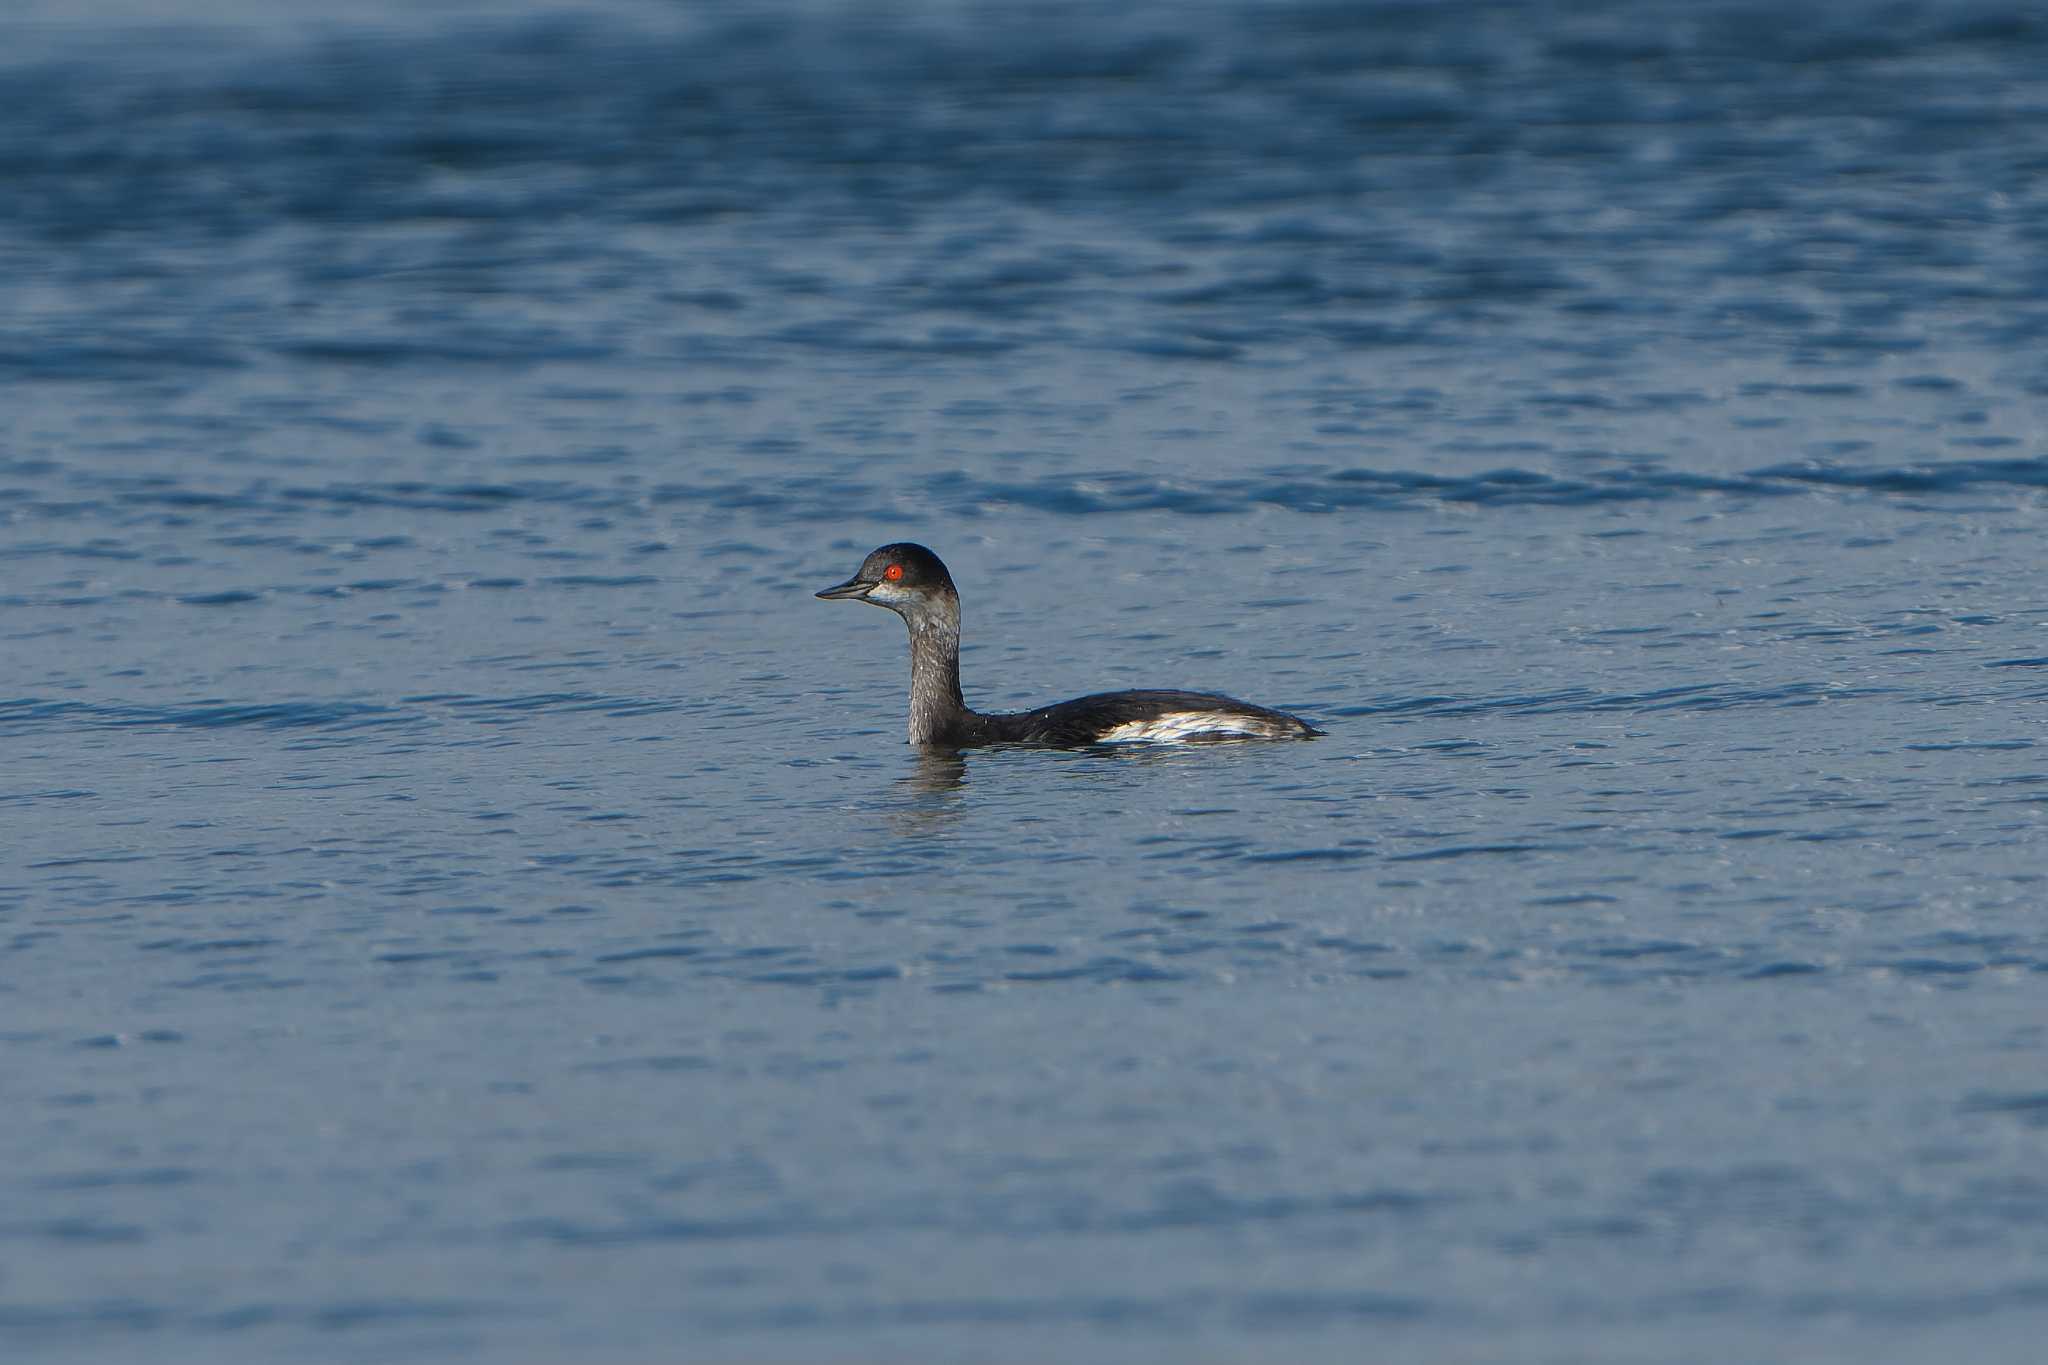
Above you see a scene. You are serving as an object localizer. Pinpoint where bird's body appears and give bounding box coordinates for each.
[817,543,1320,748]
[922,690,1316,747]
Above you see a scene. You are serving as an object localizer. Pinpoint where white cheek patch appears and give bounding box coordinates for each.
[866,580,912,605]
[1095,712,1289,744]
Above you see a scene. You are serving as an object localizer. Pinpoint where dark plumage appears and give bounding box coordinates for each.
[817,543,1321,747]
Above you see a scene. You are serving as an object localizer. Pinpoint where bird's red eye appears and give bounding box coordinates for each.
[883,564,903,581]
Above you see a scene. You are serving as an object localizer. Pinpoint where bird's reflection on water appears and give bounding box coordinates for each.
[881,742,1244,836]
[901,749,969,795]
[886,749,970,834]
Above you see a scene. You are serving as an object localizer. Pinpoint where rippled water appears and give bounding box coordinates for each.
[7,2,2048,1361]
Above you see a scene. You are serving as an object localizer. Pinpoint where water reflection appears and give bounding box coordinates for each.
[887,749,968,834]
[881,742,1238,837]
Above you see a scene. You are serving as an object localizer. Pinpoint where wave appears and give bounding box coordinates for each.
[0,691,686,735]
[1327,681,1904,720]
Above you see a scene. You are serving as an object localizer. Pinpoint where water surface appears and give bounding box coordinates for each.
[6,2,2048,1361]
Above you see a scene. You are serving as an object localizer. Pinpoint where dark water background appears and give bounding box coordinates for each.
[6,1,2048,1360]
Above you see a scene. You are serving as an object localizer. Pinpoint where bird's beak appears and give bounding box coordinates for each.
[815,576,873,601]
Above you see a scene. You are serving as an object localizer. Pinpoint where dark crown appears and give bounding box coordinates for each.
[861,542,956,593]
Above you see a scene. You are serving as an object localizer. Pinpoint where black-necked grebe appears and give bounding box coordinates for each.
[817,543,1322,747]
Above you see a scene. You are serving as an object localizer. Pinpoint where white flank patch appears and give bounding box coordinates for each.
[1095,712,1286,744]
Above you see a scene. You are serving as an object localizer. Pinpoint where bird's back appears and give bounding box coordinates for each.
[988,689,1321,745]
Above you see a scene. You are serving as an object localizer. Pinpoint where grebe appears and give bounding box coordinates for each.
[817,543,1321,747]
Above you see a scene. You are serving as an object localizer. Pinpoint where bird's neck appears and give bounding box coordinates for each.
[904,598,975,745]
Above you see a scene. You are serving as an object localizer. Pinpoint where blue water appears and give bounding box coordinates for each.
[7,1,2048,1360]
